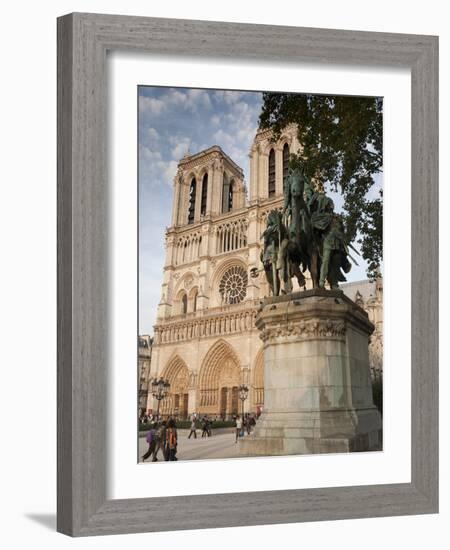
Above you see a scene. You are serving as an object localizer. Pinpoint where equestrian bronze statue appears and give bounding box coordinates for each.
[260,163,357,295]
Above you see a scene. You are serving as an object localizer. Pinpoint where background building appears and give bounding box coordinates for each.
[341,277,383,378]
[138,335,153,415]
[144,126,383,419]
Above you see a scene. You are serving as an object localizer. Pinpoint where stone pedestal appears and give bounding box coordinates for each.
[240,289,382,456]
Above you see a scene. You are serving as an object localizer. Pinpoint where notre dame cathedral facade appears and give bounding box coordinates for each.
[144,125,383,419]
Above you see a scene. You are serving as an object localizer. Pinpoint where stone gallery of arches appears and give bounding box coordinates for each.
[142,125,383,420]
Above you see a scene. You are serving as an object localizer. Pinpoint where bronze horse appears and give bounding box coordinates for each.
[283,166,322,288]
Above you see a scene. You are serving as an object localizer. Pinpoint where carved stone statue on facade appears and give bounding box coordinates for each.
[261,162,356,294]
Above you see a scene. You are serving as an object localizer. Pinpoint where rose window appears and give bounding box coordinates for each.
[219,266,248,304]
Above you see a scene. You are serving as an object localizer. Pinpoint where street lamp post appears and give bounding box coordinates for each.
[151,377,170,419]
[238,384,249,420]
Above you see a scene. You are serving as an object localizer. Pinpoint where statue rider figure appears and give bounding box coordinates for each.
[319,212,352,288]
[303,172,351,288]
[279,166,307,289]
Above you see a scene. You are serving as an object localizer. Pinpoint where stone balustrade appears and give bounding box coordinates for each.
[154,307,258,345]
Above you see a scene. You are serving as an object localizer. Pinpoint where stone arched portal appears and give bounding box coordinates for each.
[160,355,190,419]
[198,340,241,419]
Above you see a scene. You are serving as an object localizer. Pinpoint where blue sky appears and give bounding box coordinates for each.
[139,87,380,335]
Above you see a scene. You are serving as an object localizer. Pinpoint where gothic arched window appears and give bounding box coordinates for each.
[222,173,230,213]
[181,293,188,315]
[282,143,290,181]
[192,290,198,312]
[268,149,276,197]
[228,179,234,211]
[200,173,208,216]
[188,178,196,224]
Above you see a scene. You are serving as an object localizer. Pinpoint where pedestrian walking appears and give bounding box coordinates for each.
[167,418,178,461]
[188,418,197,439]
[246,415,252,435]
[201,416,209,438]
[152,421,167,461]
[235,415,243,443]
[141,423,156,461]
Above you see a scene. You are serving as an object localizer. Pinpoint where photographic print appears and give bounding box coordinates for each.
[138,86,383,463]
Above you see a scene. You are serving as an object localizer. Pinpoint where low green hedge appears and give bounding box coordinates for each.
[139,420,236,431]
[204,420,236,429]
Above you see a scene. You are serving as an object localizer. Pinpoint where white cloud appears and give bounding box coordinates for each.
[214,90,246,105]
[224,103,260,133]
[213,128,233,146]
[210,114,220,126]
[139,96,166,115]
[139,145,178,187]
[139,145,162,163]
[237,127,255,143]
[162,160,178,185]
[171,136,192,160]
[159,88,213,113]
[186,89,212,109]
[147,127,159,141]
[167,134,179,146]
[165,89,187,107]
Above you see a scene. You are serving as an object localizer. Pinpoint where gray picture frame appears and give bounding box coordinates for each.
[57,12,439,537]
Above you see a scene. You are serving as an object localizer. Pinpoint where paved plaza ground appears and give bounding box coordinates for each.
[139,429,248,462]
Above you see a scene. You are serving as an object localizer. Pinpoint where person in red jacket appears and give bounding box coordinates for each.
[166,418,178,461]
